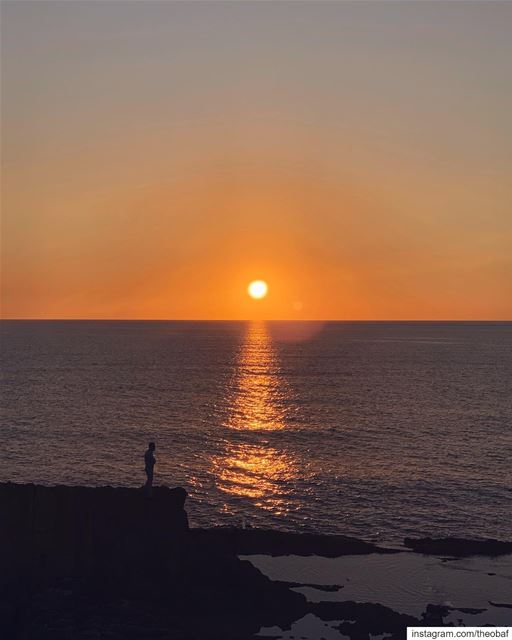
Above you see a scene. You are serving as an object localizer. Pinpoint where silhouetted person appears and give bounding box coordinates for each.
[144,442,156,494]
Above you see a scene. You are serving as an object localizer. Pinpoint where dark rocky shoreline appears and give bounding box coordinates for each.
[404,536,512,557]
[2,483,510,639]
[190,527,397,557]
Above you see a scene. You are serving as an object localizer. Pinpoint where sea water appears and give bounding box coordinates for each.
[1,320,511,544]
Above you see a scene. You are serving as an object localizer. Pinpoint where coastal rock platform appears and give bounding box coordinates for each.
[404,536,512,557]
[2,483,510,639]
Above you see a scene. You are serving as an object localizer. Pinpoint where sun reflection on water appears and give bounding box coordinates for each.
[212,322,300,514]
[225,321,287,432]
[212,442,295,512]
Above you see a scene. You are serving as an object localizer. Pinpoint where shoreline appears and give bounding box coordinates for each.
[191,526,512,558]
[3,481,511,555]
[2,483,511,638]
[3,482,511,558]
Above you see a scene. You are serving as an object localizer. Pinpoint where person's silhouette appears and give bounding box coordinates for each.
[144,442,156,494]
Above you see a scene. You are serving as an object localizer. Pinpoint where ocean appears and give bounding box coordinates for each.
[1,320,511,544]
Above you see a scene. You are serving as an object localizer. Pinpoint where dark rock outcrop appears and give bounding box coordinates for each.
[191,527,395,557]
[0,482,189,589]
[311,601,420,639]
[3,483,503,639]
[421,604,451,625]
[0,483,307,639]
[489,601,512,609]
[404,536,512,557]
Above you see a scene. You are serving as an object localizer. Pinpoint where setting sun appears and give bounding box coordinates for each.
[248,280,268,300]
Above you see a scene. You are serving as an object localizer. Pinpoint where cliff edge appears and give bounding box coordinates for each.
[1,483,189,588]
[0,483,306,639]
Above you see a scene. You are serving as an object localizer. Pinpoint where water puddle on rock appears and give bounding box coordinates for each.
[242,552,512,638]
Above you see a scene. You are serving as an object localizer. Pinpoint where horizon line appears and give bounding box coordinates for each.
[1,318,511,323]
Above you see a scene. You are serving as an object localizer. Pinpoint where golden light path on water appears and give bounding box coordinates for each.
[227,322,286,432]
[212,322,299,515]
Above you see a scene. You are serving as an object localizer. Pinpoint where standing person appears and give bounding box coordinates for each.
[144,442,156,494]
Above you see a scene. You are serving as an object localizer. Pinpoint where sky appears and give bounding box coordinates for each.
[1,0,511,320]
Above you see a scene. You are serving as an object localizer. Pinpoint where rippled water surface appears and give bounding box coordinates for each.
[1,321,511,543]
[249,553,512,631]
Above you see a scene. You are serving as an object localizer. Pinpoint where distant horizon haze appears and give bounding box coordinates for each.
[2,318,512,323]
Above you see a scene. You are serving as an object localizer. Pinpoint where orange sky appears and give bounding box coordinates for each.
[1,1,511,320]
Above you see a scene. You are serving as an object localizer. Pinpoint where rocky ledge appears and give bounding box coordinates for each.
[404,536,512,557]
[1,482,306,638]
[2,483,510,639]
[191,526,396,556]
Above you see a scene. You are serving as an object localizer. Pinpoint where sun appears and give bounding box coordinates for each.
[248,280,268,300]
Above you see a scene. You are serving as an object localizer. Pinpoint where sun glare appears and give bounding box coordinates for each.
[248,280,268,300]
